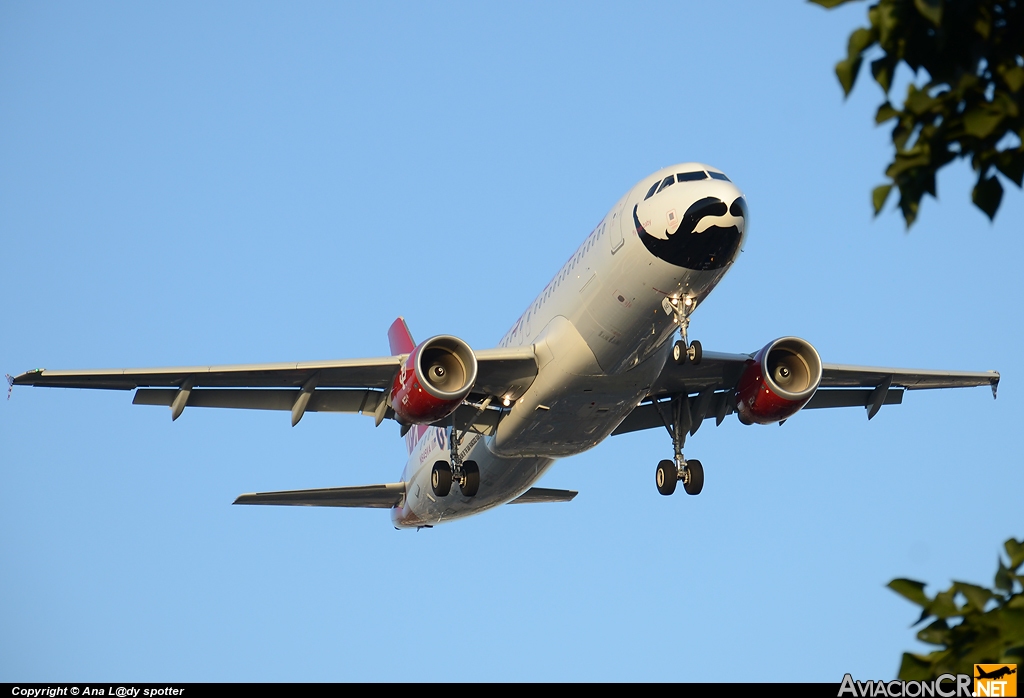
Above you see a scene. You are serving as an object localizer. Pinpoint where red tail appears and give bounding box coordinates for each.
[387,317,416,355]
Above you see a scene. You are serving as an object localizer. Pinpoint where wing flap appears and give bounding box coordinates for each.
[133,388,384,414]
[233,482,405,508]
[507,487,578,504]
[612,387,906,436]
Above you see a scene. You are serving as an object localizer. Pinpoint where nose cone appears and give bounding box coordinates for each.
[633,171,747,271]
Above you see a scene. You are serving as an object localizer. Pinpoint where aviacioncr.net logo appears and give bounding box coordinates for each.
[974,664,1017,697]
[838,673,973,697]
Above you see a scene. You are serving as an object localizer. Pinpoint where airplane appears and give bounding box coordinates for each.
[976,666,1016,681]
[9,162,1000,530]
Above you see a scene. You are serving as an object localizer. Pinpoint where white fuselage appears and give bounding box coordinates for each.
[392,164,747,528]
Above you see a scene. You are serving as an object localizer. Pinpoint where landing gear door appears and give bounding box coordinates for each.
[608,197,625,254]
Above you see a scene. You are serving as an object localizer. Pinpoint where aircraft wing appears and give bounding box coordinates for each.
[613,351,1000,436]
[234,482,406,508]
[10,345,539,425]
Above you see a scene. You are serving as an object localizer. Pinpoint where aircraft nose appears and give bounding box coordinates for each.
[634,179,747,271]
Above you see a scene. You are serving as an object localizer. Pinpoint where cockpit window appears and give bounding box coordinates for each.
[644,181,661,200]
[708,172,731,182]
[657,175,675,193]
[676,171,707,182]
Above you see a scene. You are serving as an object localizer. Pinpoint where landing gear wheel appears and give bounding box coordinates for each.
[672,340,688,365]
[656,459,678,496]
[460,460,480,497]
[683,459,704,495]
[431,460,452,497]
[688,340,702,366]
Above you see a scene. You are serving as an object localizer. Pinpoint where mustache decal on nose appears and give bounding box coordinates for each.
[634,196,745,271]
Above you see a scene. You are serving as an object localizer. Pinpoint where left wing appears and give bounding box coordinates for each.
[613,351,999,436]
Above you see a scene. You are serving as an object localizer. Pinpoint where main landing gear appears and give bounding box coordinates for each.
[430,425,479,498]
[653,393,705,497]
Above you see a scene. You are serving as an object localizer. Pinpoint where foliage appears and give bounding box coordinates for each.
[887,537,1024,680]
[811,0,1024,227]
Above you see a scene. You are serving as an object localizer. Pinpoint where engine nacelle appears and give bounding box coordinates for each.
[735,337,822,425]
[390,335,478,425]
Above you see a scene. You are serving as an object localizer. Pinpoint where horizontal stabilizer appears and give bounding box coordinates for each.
[233,482,405,508]
[508,487,578,504]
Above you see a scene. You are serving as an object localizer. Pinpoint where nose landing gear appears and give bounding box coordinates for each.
[653,394,705,497]
[430,425,480,498]
[665,295,702,366]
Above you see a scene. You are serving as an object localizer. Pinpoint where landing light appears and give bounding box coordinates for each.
[502,397,511,407]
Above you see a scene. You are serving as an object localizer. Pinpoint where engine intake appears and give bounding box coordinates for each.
[391,335,478,425]
[735,337,822,425]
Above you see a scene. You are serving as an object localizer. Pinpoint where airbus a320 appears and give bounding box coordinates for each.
[11,163,1000,529]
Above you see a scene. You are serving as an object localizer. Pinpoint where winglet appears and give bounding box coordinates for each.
[992,372,1000,399]
[387,317,416,356]
[5,373,13,400]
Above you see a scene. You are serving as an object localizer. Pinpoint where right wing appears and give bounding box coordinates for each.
[11,346,539,427]
[233,483,406,508]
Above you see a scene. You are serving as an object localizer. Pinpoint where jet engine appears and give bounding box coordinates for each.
[735,337,822,425]
[390,335,478,425]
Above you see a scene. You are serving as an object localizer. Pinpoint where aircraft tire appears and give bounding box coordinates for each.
[431,461,452,497]
[672,340,688,365]
[683,459,704,495]
[689,340,702,366]
[461,460,480,497]
[656,459,677,496]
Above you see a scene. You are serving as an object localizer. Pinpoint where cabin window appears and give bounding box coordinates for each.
[709,172,731,181]
[657,175,675,193]
[677,171,707,182]
[644,181,661,200]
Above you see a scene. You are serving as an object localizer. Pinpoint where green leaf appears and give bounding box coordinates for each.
[1006,538,1024,570]
[876,101,900,124]
[897,653,934,681]
[836,57,863,96]
[835,27,877,95]
[905,87,936,116]
[953,582,995,613]
[898,189,921,228]
[996,559,1014,591]
[913,0,943,26]
[963,106,1004,139]
[886,151,932,179]
[995,149,1024,187]
[928,588,962,618]
[999,65,1024,93]
[972,175,1004,220]
[917,618,952,646]
[872,56,896,93]
[889,578,930,606]
[873,184,894,214]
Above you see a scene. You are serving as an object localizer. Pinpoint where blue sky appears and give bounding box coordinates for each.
[1,1,1019,682]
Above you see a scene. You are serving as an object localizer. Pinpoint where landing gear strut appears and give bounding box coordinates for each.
[430,424,479,498]
[653,394,705,496]
[666,295,701,366]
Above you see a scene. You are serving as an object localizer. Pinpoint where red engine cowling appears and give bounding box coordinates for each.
[391,335,478,425]
[735,337,822,425]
